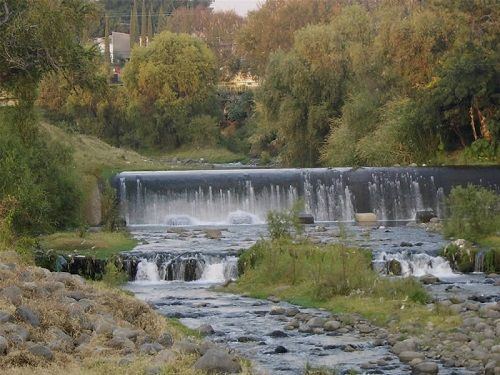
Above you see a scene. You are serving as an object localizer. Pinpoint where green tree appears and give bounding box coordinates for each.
[140,0,147,46]
[122,31,218,149]
[130,0,139,48]
[237,0,337,76]
[147,6,153,43]
[104,14,111,66]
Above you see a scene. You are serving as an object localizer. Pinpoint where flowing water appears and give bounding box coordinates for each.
[117,167,500,374]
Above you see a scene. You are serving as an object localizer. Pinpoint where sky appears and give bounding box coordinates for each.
[212,0,260,16]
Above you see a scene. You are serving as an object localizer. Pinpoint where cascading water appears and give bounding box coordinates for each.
[114,167,500,226]
[375,251,455,277]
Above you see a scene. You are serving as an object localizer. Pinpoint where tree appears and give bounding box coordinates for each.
[140,0,147,46]
[147,6,153,43]
[237,0,338,76]
[104,14,111,66]
[165,7,244,79]
[130,0,138,48]
[122,31,218,149]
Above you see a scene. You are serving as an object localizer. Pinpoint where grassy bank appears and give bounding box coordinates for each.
[225,239,461,334]
[39,231,137,260]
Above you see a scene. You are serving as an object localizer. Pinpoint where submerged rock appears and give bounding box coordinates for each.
[420,274,439,285]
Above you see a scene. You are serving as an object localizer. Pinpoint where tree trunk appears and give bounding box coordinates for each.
[469,105,478,141]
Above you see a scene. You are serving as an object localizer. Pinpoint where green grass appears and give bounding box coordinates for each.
[39,231,138,259]
[224,239,462,334]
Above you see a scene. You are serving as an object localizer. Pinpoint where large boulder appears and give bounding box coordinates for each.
[194,348,241,374]
[420,274,439,285]
[16,305,40,327]
[28,344,54,361]
[412,361,438,374]
[1,285,23,306]
[0,335,8,355]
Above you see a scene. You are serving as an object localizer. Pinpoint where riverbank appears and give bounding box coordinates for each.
[223,239,500,374]
[0,252,250,375]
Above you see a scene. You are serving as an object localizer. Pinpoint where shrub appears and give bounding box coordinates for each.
[266,200,304,240]
[444,184,500,241]
[102,257,128,287]
[0,109,82,235]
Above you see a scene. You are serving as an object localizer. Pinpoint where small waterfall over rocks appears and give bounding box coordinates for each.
[123,252,238,283]
[374,251,455,277]
[114,167,500,226]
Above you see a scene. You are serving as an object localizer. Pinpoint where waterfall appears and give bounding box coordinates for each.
[474,251,486,273]
[123,253,238,283]
[376,251,455,278]
[114,167,500,226]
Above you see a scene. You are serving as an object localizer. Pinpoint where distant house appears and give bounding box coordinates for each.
[96,32,131,64]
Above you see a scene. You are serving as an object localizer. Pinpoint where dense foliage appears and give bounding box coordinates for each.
[0,109,82,235]
[250,1,500,166]
[444,185,500,242]
[123,31,218,149]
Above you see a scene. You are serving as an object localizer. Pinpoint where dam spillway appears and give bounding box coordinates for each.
[114,167,500,226]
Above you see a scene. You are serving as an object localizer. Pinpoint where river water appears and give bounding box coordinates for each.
[121,222,494,374]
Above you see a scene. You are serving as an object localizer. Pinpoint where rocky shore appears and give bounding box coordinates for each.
[0,258,245,374]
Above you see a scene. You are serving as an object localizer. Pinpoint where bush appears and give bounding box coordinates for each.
[266,200,304,240]
[444,185,500,241]
[102,257,128,287]
[237,239,429,302]
[0,109,82,235]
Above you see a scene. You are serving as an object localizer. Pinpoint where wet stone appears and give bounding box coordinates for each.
[274,345,288,354]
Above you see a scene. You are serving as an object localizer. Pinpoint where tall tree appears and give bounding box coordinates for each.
[147,5,153,44]
[157,2,168,32]
[237,0,338,76]
[141,0,147,46]
[104,14,111,66]
[130,0,138,48]
[122,31,217,149]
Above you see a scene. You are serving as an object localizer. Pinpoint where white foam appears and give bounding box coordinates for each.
[377,251,455,277]
[136,260,160,281]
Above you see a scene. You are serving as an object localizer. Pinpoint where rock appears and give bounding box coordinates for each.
[307,317,327,328]
[237,336,259,343]
[194,348,241,374]
[198,340,216,355]
[357,323,374,334]
[399,351,425,362]
[0,335,7,355]
[157,332,174,348]
[298,324,313,334]
[43,281,65,293]
[416,211,436,224]
[173,339,199,355]
[197,324,215,335]
[47,327,74,352]
[28,344,54,361]
[0,311,14,323]
[0,323,29,344]
[298,213,314,224]
[270,306,286,315]
[267,296,280,303]
[16,305,40,326]
[204,229,222,240]
[66,290,87,301]
[93,318,115,335]
[275,345,288,354]
[75,333,91,346]
[420,274,439,285]
[145,365,162,375]
[139,342,163,355]
[412,361,438,374]
[355,213,377,223]
[51,272,84,286]
[113,327,141,340]
[152,349,176,365]
[323,320,341,331]
[400,241,414,247]
[285,307,300,317]
[1,285,23,306]
[107,336,135,351]
[393,339,418,355]
[387,259,402,276]
[268,330,288,338]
